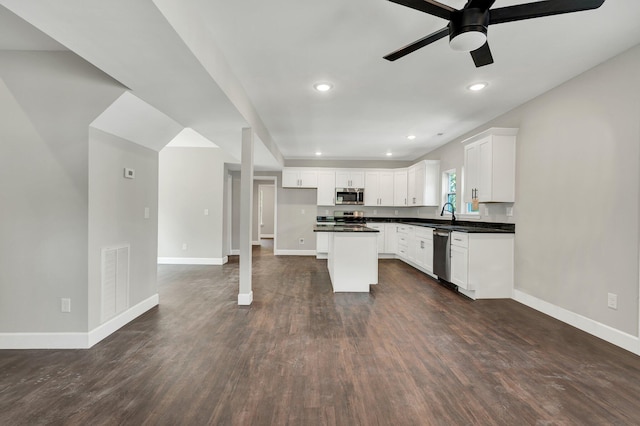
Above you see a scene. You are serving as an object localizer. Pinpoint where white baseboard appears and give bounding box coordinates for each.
[158,257,228,265]
[513,290,639,356]
[230,249,239,255]
[88,294,159,348]
[0,293,159,350]
[274,249,316,256]
[238,291,253,306]
[316,253,328,259]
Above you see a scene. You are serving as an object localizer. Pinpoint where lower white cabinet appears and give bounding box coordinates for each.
[449,231,514,299]
[384,223,399,254]
[450,244,469,289]
[316,232,329,258]
[414,227,434,274]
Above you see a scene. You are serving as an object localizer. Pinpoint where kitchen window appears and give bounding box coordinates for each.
[442,169,456,214]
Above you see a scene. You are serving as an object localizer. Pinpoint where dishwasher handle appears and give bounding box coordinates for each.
[434,231,450,237]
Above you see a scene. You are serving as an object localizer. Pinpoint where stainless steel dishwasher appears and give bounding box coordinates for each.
[433,229,451,282]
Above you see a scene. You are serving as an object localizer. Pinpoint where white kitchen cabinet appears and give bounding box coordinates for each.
[396,224,412,260]
[283,168,318,188]
[316,232,329,259]
[365,223,385,253]
[317,170,336,206]
[393,169,408,207]
[450,244,469,289]
[449,231,514,300]
[365,171,394,206]
[463,128,517,203]
[336,170,364,188]
[407,160,440,206]
[384,223,398,254]
[414,227,434,273]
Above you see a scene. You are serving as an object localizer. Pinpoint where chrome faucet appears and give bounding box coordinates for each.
[440,202,456,223]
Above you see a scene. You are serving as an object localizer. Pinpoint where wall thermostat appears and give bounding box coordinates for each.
[124,168,135,179]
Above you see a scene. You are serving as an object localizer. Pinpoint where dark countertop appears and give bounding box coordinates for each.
[313,224,379,233]
[316,216,515,234]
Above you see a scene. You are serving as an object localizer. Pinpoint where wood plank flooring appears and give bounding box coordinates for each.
[1,242,639,425]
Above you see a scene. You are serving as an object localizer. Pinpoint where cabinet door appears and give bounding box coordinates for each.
[450,245,469,289]
[384,224,398,254]
[413,162,426,206]
[364,172,380,206]
[316,232,329,253]
[317,171,335,206]
[350,172,365,188]
[464,142,480,203]
[407,166,417,205]
[379,171,394,206]
[422,161,440,206]
[424,238,433,273]
[478,138,493,201]
[282,170,300,187]
[406,228,416,263]
[335,171,350,188]
[366,223,385,254]
[415,237,427,269]
[299,170,318,188]
[393,170,408,206]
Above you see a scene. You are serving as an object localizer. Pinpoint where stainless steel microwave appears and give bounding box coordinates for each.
[336,188,364,205]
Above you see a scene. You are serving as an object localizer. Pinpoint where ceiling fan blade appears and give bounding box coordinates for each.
[489,0,605,25]
[388,0,455,21]
[384,27,450,61]
[466,0,496,10]
[470,42,494,67]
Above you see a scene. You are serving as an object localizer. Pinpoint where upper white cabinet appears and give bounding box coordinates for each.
[365,171,394,206]
[407,160,440,206]
[283,168,318,188]
[393,169,408,207]
[463,128,517,203]
[336,171,364,188]
[317,170,336,206]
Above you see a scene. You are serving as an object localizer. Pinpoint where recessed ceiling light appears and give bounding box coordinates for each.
[315,151,322,156]
[313,82,333,92]
[386,152,393,156]
[468,82,488,92]
[407,135,416,140]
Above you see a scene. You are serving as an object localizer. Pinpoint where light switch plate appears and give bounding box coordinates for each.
[61,298,71,313]
[607,293,618,309]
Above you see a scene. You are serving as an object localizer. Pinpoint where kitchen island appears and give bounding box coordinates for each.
[314,224,379,292]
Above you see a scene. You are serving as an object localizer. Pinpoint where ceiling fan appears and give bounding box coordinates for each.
[384,0,606,67]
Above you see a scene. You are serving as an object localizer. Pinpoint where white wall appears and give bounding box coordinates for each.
[88,128,159,330]
[0,51,125,333]
[158,147,235,262]
[423,45,640,337]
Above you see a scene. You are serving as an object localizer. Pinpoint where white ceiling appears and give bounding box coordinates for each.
[2,1,640,165]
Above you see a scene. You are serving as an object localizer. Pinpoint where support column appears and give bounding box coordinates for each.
[238,128,254,305]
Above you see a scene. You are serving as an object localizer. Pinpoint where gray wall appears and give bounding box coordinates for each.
[88,128,159,330]
[421,45,640,336]
[0,51,125,333]
[158,147,235,260]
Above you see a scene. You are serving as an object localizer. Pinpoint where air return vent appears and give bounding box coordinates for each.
[101,244,130,323]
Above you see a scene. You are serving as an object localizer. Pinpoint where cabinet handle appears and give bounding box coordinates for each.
[420,241,424,249]
[404,198,407,205]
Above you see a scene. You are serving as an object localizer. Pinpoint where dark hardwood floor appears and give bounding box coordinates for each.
[1,242,639,425]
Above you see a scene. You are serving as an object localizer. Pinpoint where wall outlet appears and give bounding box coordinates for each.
[506,206,514,217]
[204,209,209,216]
[298,238,305,245]
[373,210,377,215]
[123,168,135,179]
[607,293,618,310]
[61,298,71,313]
[182,243,188,250]
[395,210,398,216]
[301,209,305,215]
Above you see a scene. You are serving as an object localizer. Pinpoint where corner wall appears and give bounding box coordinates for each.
[88,128,159,330]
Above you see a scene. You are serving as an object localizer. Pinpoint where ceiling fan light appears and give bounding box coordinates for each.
[449,31,486,52]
